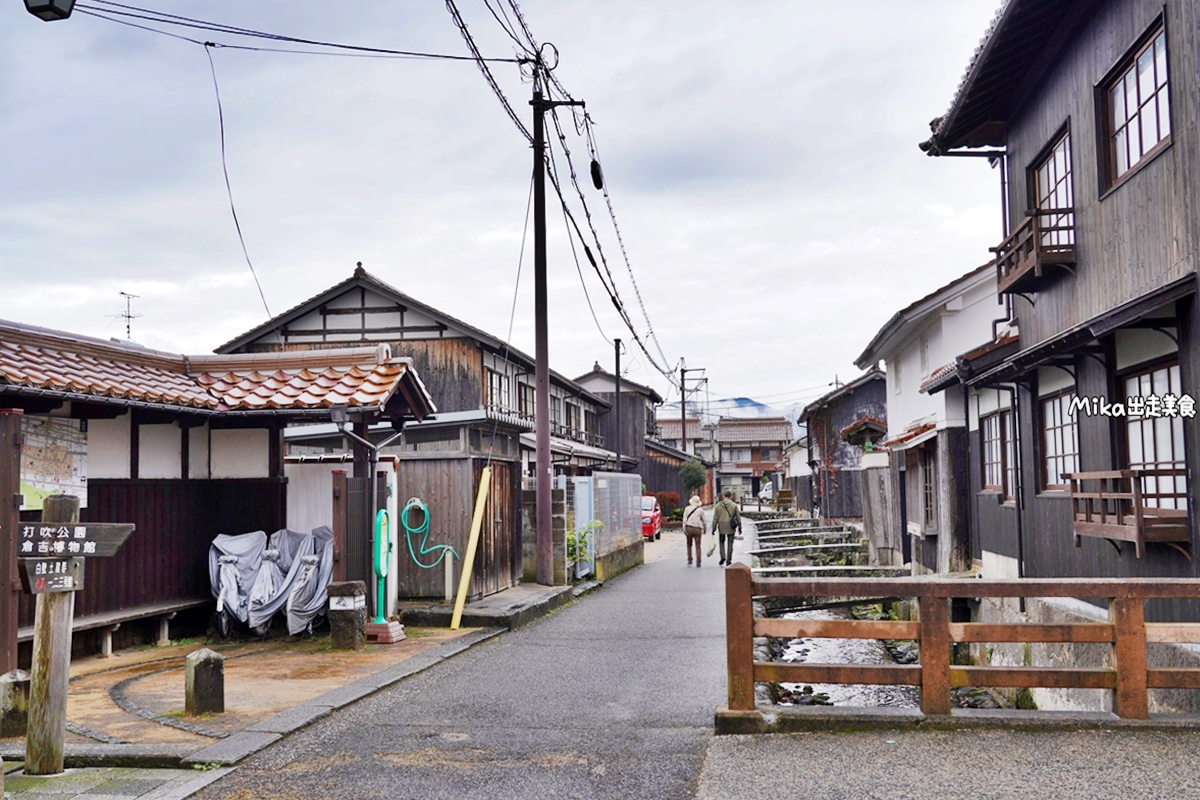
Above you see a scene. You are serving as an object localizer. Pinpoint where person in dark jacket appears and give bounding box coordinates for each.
[711,489,741,566]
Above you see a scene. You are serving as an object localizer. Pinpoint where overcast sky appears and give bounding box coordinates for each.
[1,0,1003,415]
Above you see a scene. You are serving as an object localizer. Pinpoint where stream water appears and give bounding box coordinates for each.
[778,608,920,708]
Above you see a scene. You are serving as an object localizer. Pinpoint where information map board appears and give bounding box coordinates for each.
[20,416,87,510]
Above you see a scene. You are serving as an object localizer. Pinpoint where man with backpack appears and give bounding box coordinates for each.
[711,489,741,566]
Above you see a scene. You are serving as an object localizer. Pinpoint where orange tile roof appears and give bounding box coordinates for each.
[0,320,434,416]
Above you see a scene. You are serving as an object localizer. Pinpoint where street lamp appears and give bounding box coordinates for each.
[24,0,75,21]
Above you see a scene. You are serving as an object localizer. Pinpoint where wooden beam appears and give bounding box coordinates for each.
[949,666,1116,690]
[1147,669,1200,689]
[1111,597,1148,719]
[1144,623,1200,643]
[754,618,918,640]
[948,622,1114,643]
[0,412,22,673]
[754,662,921,686]
[919,595,951,715]
[725,564,755,711]
[750,577,1200,599]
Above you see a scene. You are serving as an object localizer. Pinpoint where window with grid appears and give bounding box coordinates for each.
[982,410,1016,499]
[1042,391,1079,490]
[486,369,510,410]
[1125,362,1186,509]
[1105,25,1169,182]
[921,445,937,532]
[565,402,580,433]
[518,383,535,418]
[1033,132,1073,248]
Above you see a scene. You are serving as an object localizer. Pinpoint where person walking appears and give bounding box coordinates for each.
[682,495,706,567]
[711,489,741,566]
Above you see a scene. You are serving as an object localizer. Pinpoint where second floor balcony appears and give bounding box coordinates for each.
[1067,468,1189,559]
[993,207,1075,295]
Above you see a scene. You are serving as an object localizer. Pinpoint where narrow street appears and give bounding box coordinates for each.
[193,529,731,800]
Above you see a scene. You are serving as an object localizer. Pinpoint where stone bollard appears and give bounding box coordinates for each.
[0,669,31,737]
[185,649,224,716]
[327,581,368,650]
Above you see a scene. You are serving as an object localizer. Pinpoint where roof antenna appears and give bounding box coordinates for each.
[118,292,141,341]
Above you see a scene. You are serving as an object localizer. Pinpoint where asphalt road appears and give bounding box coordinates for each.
[193,530,729,800]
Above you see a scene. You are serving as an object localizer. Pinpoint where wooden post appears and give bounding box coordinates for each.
[25,494,78,775]
[918,593,951,715]
[1111,596,1148,719]
[331,469,348,583]
[0,411,23,675]
[725,563,755,711]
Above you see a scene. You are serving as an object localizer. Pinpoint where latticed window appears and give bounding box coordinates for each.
[518,383,535,418]
[1106,26,1169,182]
[1126,362,1186,509]
[921,445,937,532]
[982,410,1015,499]
[1033,132,1073,247]
[1042,392,1079,490]
[486,369,510,410]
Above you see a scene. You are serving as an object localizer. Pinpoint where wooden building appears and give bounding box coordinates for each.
[225,266,624,597]
[921,0,1200,710]
[712,417,793,502]
[855,264,1002,573]
[797,373,886,519]
[219,266,614,478]
[0,321,432,667]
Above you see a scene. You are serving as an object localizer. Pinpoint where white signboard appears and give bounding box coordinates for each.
[20,416,87,510]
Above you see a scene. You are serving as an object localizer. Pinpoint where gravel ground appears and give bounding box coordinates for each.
[698,728,1200,800]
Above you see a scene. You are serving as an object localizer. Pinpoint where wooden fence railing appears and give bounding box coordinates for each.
[725,564,1200,718]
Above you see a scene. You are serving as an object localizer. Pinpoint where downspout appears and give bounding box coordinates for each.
[996,383,1026,610]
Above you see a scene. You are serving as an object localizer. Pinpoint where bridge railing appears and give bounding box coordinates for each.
[724,564,1200,718]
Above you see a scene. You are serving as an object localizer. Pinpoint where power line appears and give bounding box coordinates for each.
[444,0,532,142]
[204,44,271,319]
[80,1,520,62]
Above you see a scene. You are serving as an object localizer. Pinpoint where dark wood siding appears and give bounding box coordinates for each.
[392,457,520,599]
[17,478,286,627]
[593,391,648,459]
[637,449,686,499]
[1006,0,1200,347]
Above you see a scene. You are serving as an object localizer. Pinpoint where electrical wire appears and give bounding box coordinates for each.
[444,0,532,143]
[81,1,520,62]
[204,44,271,319]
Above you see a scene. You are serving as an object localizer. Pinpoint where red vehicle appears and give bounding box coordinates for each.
[641,495,662,541]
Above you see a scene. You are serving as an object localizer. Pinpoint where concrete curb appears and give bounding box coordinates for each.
[714,704,1200,734]
[0,743,195,768]
[180,626,504,766]
[402,586,575,629]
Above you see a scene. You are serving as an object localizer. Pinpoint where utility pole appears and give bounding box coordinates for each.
[614,338,621,473]
[532,64,583,587]
[680,363,688,456]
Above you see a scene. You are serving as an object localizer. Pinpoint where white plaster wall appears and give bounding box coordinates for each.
[210,428,270,479]
[1115,328,1177,371]
[1038,366,1075,397]
[285,462,336,534]
[189,425,210,479]
[87,414,131,479]
[981,549,1020,579]
[882,272,999,437]
[139,423,181,479]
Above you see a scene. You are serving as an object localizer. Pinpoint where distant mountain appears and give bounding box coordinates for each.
[659,397,801,437]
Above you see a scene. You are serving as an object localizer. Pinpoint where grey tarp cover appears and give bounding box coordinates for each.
[208,530,268,624]
[286,526,334,635]
[247,529,313,629]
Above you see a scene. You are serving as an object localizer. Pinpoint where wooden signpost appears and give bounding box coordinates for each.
[22,494,134,775]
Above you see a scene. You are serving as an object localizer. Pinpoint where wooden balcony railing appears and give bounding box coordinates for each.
[724,565,1200,719]
[1066,469,1189,558]
[992,207,1075,295]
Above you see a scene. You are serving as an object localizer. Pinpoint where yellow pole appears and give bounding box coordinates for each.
[451,467,492,630]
